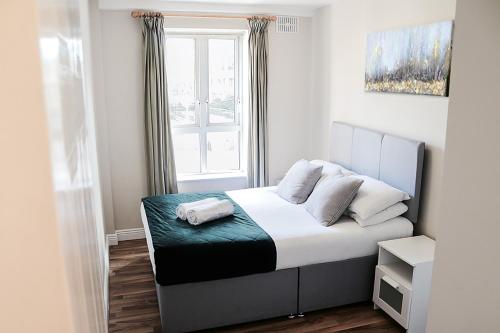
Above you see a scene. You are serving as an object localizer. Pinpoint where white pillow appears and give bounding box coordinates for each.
[340,168,355,176]
[310,160,354,185]
[350,202,408,227]
[347,175,410,220]
[310,160,343,177]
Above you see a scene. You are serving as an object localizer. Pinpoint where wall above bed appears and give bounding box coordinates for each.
[309,0,457,238]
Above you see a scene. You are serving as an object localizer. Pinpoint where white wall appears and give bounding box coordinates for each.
[310,0,456,237]
[267,17,312,185]
[90,0,116,235]
[427,0,500,331]
[1,1,74,331]
[39,0,109,330]
[99,11,147,232]
[96,11,313,230]
[1,0,107,331]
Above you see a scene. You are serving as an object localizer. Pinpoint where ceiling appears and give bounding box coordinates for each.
[159,0,333,6]
[99,0,334,16]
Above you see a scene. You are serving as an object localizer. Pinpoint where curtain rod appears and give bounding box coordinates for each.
[131,10,277,21]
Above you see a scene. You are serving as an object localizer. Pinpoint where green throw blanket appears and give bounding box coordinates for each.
[142,192,277,286]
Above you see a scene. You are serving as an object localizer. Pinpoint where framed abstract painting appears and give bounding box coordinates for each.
[365,21,454,97]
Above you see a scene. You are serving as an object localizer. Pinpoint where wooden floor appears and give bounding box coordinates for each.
[109,239,404,333]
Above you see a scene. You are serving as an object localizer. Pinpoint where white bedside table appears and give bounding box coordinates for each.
[373,235,435,333]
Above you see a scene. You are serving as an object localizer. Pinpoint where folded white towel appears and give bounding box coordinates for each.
[176,198,218,220]
[186,199,235,226]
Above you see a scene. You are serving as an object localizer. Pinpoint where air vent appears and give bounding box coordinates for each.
[276,16,299,33]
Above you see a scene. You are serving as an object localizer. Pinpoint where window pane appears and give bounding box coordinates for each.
[166,38,196,126]
[208,39,236,124]
[207,131,239,171]
[173,133,201,174]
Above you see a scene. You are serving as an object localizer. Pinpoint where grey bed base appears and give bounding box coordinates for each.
[156,255,378,333]
[152,122,424,332]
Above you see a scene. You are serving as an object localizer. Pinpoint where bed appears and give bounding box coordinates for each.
[141,122,425,333]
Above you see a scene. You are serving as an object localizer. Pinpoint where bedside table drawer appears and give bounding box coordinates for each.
[373,266,412,329]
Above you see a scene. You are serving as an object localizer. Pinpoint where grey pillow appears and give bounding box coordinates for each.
[305,176,364,226]
[277,160,323,204]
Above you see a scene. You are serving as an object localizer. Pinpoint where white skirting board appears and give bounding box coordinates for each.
[106,233,118,246]
[106,228,145,246]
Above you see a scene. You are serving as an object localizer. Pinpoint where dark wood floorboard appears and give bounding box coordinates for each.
[108,239,404,333]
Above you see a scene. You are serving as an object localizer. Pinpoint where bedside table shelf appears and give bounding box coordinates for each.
[373,235,435,333]
[378,262,413,290]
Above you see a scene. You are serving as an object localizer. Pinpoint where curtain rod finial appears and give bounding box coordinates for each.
[132,10,163,18]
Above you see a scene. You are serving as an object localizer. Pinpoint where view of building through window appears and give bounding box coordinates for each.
[166,33,242,175]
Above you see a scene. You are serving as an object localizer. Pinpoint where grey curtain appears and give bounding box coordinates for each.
[247,17,270,188]
[141,15,178,195]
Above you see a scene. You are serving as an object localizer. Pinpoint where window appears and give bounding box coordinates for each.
[166,33,243,176]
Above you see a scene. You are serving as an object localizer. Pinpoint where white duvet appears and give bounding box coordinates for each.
[226,186,413,270]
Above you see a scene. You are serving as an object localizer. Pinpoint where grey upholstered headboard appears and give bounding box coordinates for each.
[330,122,425,223]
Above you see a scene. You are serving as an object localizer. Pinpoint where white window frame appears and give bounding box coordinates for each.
[166,30,245,177]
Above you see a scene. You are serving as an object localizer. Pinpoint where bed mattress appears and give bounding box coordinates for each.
[226,186,413,270]
[141,186,413,282]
